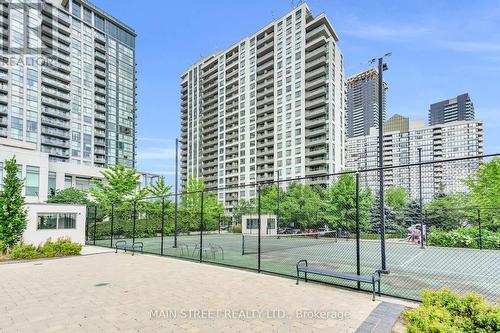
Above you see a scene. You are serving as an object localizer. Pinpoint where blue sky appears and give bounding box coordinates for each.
[91,0,500,185]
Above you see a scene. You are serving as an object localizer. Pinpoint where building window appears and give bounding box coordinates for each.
[75,177,92,190]
[246,218,258,230]
[48,172,56,196]
[37,213,77,230]
[26,166,40,196]
[37,214,58,229]
[65,175,73,188]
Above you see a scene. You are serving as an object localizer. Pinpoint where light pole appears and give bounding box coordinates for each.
[371,52,391,272]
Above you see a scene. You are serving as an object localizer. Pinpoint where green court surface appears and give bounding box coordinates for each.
[92,233,500,302]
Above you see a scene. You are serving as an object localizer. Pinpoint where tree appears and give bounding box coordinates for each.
[324,174,372,231]
[464,158,500,224]
[89,164,146,205]
[0,156,27,250]
[385,187,409,226]
[279,182,323,230]
[424,194,474,231]
[259,185,285,215]
[232,199,255,225]
[369,197,397,233]
[47,188,89,205]
[147,176,173,197]
[179,175,224,232]
[405,200,422,227]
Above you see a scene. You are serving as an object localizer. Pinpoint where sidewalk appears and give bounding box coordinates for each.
[0,252,412,332]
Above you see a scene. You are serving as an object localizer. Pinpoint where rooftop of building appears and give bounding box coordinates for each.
[181,2,340,77]
[53,0,137,36]
[347,68,379,83]
[430,93,471,108]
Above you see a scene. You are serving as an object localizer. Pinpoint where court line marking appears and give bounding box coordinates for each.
[400,251,427,268]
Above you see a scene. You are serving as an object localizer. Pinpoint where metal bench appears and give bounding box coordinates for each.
[296,260,382,301]
[115,240,144,256]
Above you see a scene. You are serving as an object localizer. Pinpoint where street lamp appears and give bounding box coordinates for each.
[370,52,391,273]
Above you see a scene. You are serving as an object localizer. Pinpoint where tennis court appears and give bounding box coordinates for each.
[94,232,500,302]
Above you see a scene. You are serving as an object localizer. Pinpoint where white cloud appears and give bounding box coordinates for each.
[143,170,176,176]
[137,137,174,143]
[137,148,176,160]
[341,19,433,41]
[441,41,500,53]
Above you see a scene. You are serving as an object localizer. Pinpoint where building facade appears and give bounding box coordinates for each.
[180,4,345,208]
[428,93,474,126]
[0,138,155,204]
[346,68,386,138]
[0,0,136,168]
[346,115,483,202]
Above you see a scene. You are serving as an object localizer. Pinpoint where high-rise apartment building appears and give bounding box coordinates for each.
[428,93,474,126]
[346,114,483,202]
[180,4,345,207]
[0,0,137,168]
[346,68,386,138]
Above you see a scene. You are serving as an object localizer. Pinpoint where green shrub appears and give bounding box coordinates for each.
[231,224,242,233]
[403,288,500,333]
[0,240,7,254]
[428,227,500,249]
[10,243,41,260]
[9,239,81,260]
[40,239,82,257]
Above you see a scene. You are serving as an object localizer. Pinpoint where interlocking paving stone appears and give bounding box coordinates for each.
[0,253,391,332]
[355,302,405,333]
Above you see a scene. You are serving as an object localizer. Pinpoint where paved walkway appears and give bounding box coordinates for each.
[0,253,409,332]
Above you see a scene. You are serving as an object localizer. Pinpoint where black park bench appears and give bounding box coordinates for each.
[115,240,144,256]
[296,260,383,301]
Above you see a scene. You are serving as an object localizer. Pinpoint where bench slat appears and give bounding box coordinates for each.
[298,267,377,283]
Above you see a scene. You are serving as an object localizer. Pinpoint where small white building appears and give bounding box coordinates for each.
[241,214,277,235]
[24,203,87,246]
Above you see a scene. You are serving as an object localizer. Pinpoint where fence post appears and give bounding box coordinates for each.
[199,191,204,263]
[132,201,137,245]
[85,206,89,243]
[110,204,114,248]
[218,214,221,234]
[174,192,179,248]
[174,138,179,248]
[93,205,97,245]
[276,171,280,233]
[477,208,482,250]
[161,197,165,256]
[418,147,424,249]
[257,185,262,273]
[355,173,361,289]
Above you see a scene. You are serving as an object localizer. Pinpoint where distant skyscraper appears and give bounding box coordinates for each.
[428,93,474,126]
[346,68,387,138]
[346,115,484,202]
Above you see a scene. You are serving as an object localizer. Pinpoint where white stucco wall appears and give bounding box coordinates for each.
[24,204,87,246]
[241,214,277,235]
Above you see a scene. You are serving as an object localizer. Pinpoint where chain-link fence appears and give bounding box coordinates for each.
[86,154,500,302]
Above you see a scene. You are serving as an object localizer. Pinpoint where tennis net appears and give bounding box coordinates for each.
[241,231,337,255]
